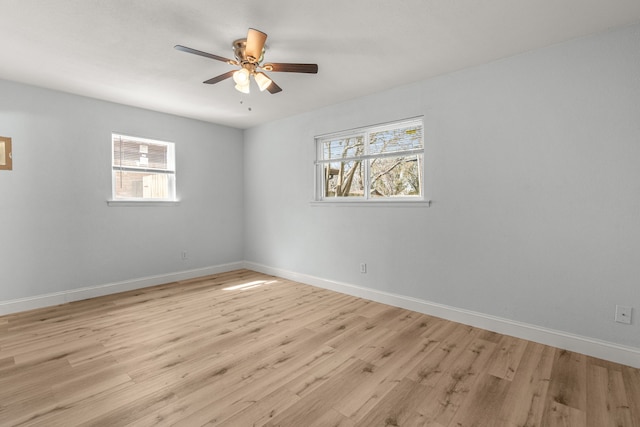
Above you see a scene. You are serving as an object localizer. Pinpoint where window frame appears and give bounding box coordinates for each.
[110,133,177,203]
[314,117,427,204]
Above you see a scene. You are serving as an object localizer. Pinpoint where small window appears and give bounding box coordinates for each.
[315,118,424,201]
[112,134,176,201]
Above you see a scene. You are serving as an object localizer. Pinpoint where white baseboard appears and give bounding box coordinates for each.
[0,262,244,316]
[245,261,640,369]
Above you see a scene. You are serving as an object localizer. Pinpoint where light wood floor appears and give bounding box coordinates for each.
[1,270,639,426]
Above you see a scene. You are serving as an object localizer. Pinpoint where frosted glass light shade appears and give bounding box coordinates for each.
[233,68,250,84]
[254,72,272,92]
[235,82,250,94]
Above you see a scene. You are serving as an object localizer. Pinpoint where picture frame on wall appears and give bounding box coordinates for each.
[0,136,12,170]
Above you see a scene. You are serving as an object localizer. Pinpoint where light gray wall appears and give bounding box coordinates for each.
[244,23,640,349]
[0,79,244,301]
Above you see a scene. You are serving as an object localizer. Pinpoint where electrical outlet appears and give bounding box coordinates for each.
[360,263,367,274]
[615,305,632,324]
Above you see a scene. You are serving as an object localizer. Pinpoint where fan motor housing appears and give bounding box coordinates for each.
[233,39,264,64]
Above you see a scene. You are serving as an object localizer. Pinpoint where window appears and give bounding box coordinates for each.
[315,118,424,201]
[112,133,176,201]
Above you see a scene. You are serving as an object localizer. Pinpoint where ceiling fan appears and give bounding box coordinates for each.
[175,28,318,94]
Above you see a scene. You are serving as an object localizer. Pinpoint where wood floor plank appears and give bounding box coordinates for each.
[586,364,634,427]
[487,334,528,381]
[214,386,301,427]
[264,358,374,426]
[348,377,430,427]
[446,373,511,427]
[0,355,14,369]
[541,349,588,426]
[494,342,555,427]
[405,322,480,389]
[307,408,356,427]
[622,364,640,426]
[0,392,59,427]
[0,269,638,427]
[0,358,71,398]
[542,401,587,427]
[416,337,497,426]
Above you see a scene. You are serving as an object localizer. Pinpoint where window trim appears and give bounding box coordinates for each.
[110,133,177,203]
[314,117,427,203]
[309,200,431,207]
[106,200,181,207]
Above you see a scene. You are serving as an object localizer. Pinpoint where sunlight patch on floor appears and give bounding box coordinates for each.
[222,280,278,291]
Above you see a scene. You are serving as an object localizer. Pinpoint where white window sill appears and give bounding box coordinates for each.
[310,200,431,208]
[107,200,180,207]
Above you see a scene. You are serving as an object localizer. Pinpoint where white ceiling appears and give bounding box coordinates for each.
[2,1,640,129]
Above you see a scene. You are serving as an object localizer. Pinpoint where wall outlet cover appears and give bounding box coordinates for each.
[615,305,632,324]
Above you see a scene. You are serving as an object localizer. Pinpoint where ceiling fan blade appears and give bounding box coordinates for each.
[245,28,267,62]
[262,63,318,74]
[174,45,236,65]
[203,70,236,85]
[266,79,282,94]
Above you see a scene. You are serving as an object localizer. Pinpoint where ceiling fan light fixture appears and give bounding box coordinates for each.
[254,72,272,92]
[234,82,250,94]
[176,27,318,95]
[233,68,250,85]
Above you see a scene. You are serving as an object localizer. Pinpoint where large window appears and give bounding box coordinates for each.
[315,118,424,201]
[112,133,176,201]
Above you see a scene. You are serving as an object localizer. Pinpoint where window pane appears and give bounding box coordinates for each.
[368,124,423,155]
[113,136,170,170]
[324,161,365,197]
[322,136,364,161]
[112,134,176,201]
[315,118,424,202]
[113,171,174,199]
[369,154,422,198]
